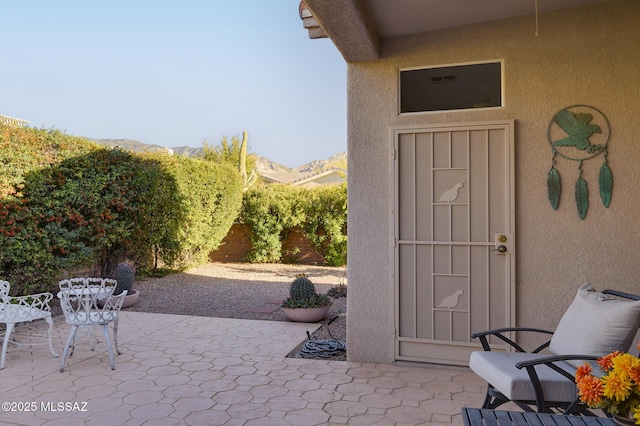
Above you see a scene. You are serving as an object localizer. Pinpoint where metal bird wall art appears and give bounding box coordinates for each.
[438,182,464,203]
[438,289,464,310]
[552,110,602,153]
[546,105,612,220]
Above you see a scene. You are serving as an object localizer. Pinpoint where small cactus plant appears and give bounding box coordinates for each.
[112,261,136,295]
[290,274,316,301]
[282,273,331,309]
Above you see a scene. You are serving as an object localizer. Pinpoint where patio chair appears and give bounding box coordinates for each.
[58,278,126,372]
[0,280,59,369]
[469,283,640,414]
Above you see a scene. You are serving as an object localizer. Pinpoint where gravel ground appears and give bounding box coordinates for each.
[127,262,348,360]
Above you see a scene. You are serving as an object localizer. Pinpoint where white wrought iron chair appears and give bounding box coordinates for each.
[0,280,59,369]
[469,283,640,414]
[58,278,126,372]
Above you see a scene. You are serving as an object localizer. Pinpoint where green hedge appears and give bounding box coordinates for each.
[301,184,348,266]
[0,125,243,294]
[169,155,243,268]
[0,125,95,197]
[240,183,347,266]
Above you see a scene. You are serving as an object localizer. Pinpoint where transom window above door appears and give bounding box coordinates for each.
[399,60,503,114]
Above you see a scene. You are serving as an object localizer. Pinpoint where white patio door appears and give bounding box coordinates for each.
[393,121,515,365]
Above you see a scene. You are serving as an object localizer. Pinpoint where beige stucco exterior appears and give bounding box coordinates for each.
[342,0,640,364]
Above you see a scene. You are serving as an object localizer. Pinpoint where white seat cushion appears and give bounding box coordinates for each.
[469,351,578,403]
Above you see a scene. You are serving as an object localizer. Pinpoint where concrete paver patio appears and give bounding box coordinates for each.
[0,311,488,425]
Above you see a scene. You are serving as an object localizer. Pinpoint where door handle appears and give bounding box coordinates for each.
[492,234,513,255]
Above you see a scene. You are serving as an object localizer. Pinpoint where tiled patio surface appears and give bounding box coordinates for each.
[0,311,490,425]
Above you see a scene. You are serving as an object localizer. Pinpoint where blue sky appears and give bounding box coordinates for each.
[1,1,346,168]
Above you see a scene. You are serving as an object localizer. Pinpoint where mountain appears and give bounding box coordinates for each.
[254,155,293,174]
[296,152,347,173]
[91,139,174,154]
[171,146,205,157]
[92,139,345,174]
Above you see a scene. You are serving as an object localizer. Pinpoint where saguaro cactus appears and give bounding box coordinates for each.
[239,130,257,192]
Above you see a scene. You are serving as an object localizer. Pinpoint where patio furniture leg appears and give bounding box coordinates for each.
[481,385,493,408]
[84,325,99,350]
[45,316,59,358]
[61,325,79,372]
[113,319,121,355]
[100,324,115,370]
[483,385,511,410]
[1,323,15,370]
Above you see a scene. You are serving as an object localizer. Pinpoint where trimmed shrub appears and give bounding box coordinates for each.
[239,183,347,266]
[0,125,243,294]
[0,125,95,198]
[240,184,301,263]
[0,147,185,293]
[301,183,347,266]
[170,156,244,268]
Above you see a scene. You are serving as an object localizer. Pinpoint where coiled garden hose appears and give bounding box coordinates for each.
[298,316,346,358]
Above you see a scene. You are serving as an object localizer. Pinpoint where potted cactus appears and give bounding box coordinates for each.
[110,261,139,308]
[281,274,331,323]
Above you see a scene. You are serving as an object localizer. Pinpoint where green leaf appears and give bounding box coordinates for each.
[547,166,561,210]
[599,163,613,208]
[575,176,588,220]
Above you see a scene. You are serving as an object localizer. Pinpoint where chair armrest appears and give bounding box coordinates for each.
[471,327,554,352]
[516,354,599,369]
[515,354,600,413]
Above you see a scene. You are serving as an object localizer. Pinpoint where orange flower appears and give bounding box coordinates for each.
[578,374,604,407]
[576,363,593,383]
[576,345,640,418]
[602,371,633,402]
[599,351,623,372]
[629,365,640,385]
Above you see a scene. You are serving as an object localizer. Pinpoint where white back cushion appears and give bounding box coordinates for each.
[549,282,640,367]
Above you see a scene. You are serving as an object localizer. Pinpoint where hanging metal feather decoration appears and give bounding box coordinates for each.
[599,162,612,208]
[575,176,588,220]
[547,166,561,210]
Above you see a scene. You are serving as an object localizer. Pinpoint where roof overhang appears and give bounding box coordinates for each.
[301,0,613,62]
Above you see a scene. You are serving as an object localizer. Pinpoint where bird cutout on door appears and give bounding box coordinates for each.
[546,105,612,220]
[438,289,464,310]
[438,182,464,203]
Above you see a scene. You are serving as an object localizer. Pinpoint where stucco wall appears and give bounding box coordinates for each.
[346,0,640,364]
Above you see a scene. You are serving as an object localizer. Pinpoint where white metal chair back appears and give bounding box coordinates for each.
[0,279,54,319]
[57,277,126,372]
[58,278,124,326]
[0,280,58,369]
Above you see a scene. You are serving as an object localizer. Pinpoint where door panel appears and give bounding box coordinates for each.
[394,121,515,365]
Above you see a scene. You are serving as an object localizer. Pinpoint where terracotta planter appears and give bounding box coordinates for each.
[281,305,330,323]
